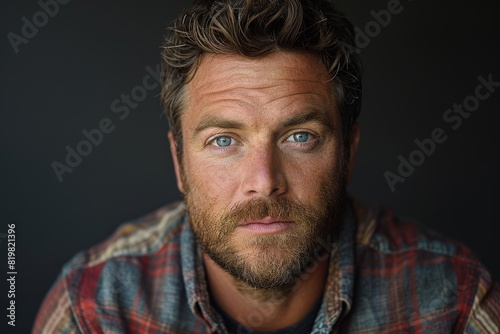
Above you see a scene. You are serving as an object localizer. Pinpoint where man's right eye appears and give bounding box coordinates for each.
[210,135,236,147]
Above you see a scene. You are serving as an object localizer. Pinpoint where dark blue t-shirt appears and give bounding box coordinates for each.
[213,297,322,334]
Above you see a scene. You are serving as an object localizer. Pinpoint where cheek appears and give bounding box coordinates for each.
[286,158,334,187]
[184,156,239,197]
[286,144,340,176]
[283,152,341,199]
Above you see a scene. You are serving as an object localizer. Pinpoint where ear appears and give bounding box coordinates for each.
[168,131,184,193]
[346,123,360,185]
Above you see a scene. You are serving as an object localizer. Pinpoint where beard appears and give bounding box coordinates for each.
[182,164,347,290]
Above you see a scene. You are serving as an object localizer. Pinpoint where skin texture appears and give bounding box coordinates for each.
[168,51,360,330]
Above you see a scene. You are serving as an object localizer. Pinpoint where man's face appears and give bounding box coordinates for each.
[169,51,358,289]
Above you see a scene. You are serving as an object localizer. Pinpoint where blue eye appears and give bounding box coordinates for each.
[214,136,234,147]
[288,132,310,142]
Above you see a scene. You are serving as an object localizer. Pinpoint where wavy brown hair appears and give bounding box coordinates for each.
[161,0,362,156]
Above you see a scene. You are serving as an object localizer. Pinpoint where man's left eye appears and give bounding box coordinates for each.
[286,132,311,143]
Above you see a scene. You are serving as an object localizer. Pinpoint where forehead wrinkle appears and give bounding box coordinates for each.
[198,81,333,109]
[205,76,330,89]
[264,90,330,103]
[191,53,330,90]
[192,79,328,99]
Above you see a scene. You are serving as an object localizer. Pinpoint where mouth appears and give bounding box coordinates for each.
[238,217,295,234]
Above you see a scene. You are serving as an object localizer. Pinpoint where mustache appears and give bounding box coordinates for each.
[219,197,321,227]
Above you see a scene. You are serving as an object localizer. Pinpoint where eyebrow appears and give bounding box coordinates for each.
[194,118,246,135]
[281,109,334,130]
[193,109,334,136]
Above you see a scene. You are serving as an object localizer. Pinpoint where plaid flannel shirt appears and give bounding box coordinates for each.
[33,200,500,333]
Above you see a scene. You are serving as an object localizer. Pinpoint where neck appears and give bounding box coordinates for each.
[203,253,329,331]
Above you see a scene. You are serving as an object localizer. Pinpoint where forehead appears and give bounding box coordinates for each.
[188,51,332,94]
[182,51,338,127]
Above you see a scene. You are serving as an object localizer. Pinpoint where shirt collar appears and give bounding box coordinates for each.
[180,215,223,332]
[314,200,356,331]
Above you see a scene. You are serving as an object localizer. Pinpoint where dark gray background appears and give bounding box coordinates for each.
[1,0,499,332]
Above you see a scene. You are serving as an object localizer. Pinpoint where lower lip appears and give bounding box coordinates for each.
[238,222,294,234]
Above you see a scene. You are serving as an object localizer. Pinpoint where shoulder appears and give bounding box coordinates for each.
[59,201,189,301]
[350,199,500,331]
[33,202,191,333]
[62,201,186,273]
[353,199,479,261]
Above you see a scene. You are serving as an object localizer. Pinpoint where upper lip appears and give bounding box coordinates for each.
[239,217,292,226]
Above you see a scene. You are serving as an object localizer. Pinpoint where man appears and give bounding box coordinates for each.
[34,0,500,333]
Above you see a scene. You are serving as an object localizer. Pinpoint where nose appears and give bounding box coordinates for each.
[240,145,287,197]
